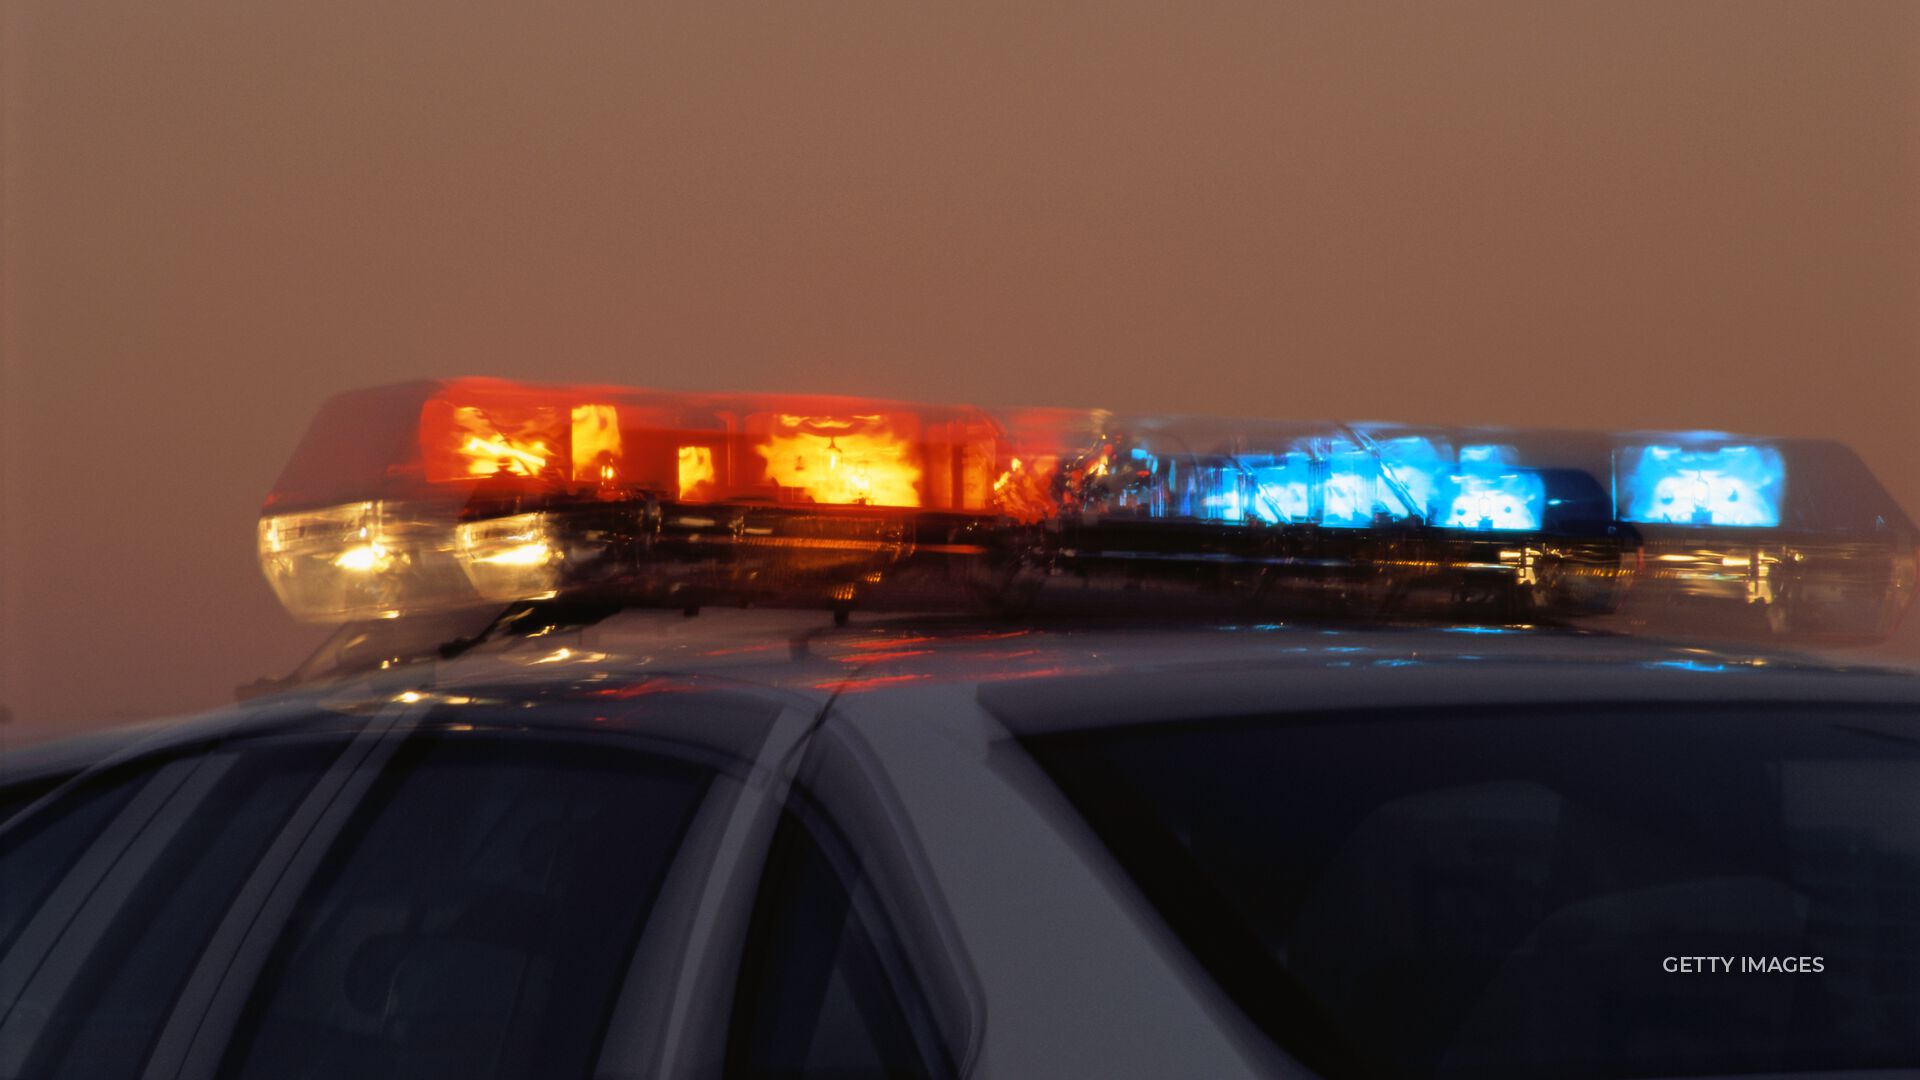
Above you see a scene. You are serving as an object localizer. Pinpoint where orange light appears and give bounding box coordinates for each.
[993,455,1060,523]
[677,445,716,498]
[449,405,562,480]
[758,414,921,507]
[281,378,1002,516]
[570,404,622,483]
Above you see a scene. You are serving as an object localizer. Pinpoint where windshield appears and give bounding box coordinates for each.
[1024,703,1920,1079]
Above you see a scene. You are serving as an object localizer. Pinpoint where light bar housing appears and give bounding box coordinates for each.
[260,379,1918,642]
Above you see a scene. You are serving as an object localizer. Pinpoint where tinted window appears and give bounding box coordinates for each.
[1025,704,1920,1079]
[220,732,713,1080]
[728,810,930,1078]
[0,773,78,829]
[2,741,343,1080]
[0,768,146,960]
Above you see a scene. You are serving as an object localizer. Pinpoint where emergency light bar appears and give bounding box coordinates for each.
[259,378,1918,642]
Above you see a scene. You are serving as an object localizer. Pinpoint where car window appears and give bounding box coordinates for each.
[1024,704,1920,1080]
[0,740,344,1080]
[0,767,147,962]
[0,773,79,829]
[217,730,713,1080]
[727,807,932,1079]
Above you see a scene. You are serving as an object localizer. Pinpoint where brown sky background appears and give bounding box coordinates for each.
[3,2,1917,745]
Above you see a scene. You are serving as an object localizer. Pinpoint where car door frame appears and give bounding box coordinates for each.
[130,684,810,1080]
[652,706,987,1079]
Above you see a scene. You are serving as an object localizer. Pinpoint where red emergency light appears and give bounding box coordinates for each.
[265,378,1000,514]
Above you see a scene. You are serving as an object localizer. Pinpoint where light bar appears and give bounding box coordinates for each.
[259,379,1918,641]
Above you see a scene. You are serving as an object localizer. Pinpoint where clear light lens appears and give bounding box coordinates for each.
[454,513,566,601]
[258,502,472,621]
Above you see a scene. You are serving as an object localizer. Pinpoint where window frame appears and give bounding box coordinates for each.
[59,685,780,1080]
[713,719,983,1080]
[0,685,966,1080]
[590,697,822,1079]
[0,728,372,1080]
[132,700,429,1080]
[0,756,205,1070]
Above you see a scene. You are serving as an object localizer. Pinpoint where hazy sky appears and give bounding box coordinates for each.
[4,2,1917,743]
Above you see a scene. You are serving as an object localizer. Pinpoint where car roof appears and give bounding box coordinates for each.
[471,607,1920,697]
[12,610,1920,778]
[335,609,1920,734]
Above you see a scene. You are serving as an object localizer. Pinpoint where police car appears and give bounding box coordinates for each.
[2,379,1917,1080]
